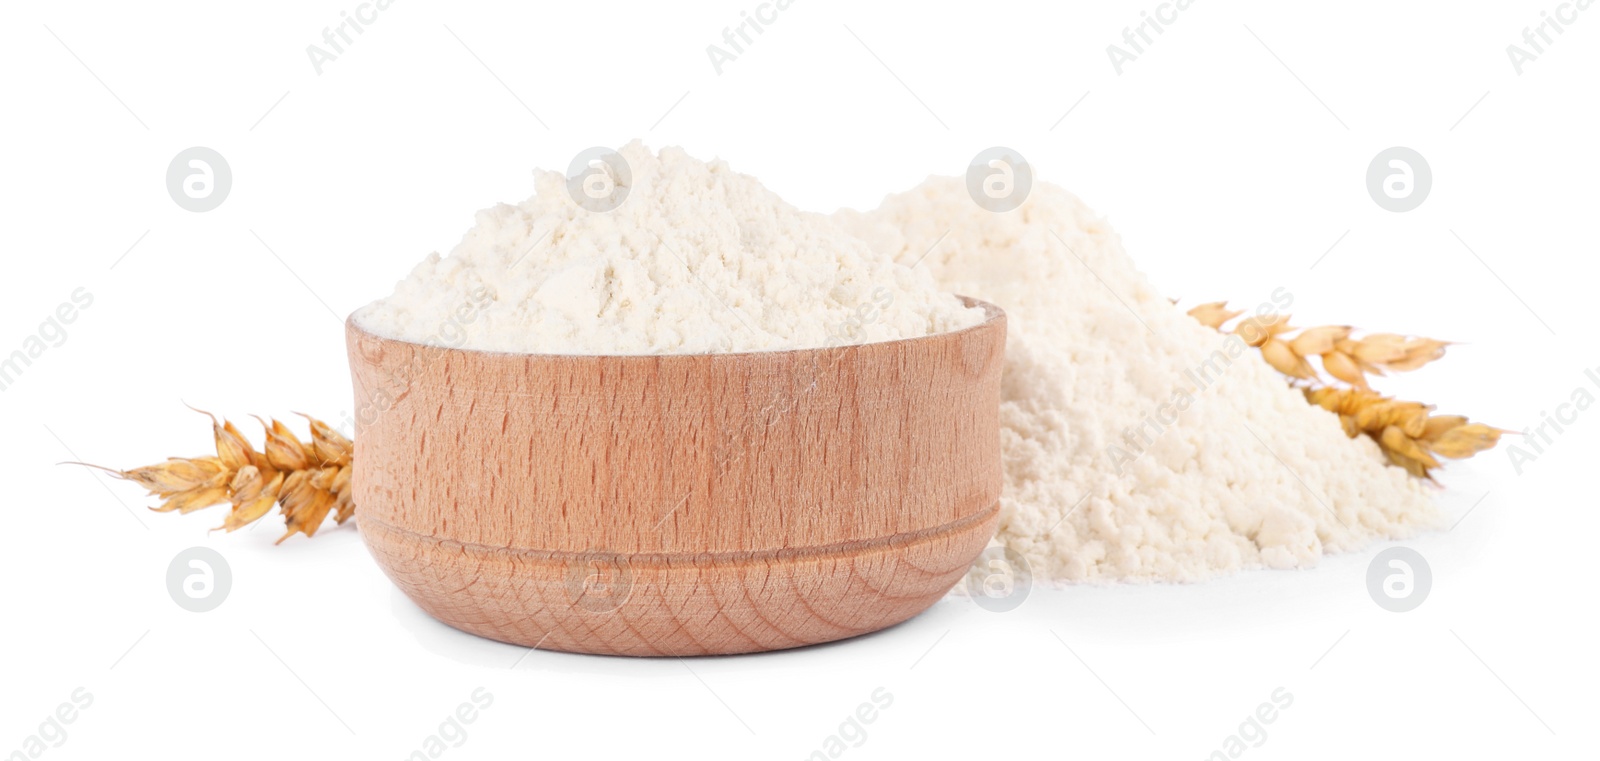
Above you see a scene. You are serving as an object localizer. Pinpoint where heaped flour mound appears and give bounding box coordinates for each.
[357,142,984,354]
[837,178,1438,582]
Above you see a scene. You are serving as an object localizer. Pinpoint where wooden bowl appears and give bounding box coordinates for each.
[345,298,1005,656]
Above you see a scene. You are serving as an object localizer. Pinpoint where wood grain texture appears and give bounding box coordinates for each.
[345,298,1006,656]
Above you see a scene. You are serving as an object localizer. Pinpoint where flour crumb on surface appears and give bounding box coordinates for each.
[837,178,1438,583]
[357,142,985,354]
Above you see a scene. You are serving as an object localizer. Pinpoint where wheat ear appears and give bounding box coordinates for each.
[1186,302,1502,479]
[78,408,354,542]
[1302,387,1503,478]
[1186,301,1449,388]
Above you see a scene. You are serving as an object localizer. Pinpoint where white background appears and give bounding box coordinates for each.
[2,0,1596,758]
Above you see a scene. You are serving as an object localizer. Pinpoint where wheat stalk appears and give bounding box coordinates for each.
[1186,302,1449,389]
[1302,387,1502,478]
[75,408,354,542]
[1186,302,1502,479]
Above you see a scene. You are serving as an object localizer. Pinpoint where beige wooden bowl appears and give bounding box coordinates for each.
[345,298,1005,656]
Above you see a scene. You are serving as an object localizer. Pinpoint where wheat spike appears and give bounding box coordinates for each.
[1187,301,1500,479]
[1194,306,1453,389]
[80,409,354,542]
[1186,301,1244,330]
[1304,387,1503,479]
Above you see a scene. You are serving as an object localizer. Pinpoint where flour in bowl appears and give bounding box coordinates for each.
[357,142,984,354]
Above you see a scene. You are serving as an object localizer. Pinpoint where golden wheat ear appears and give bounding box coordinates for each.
[1188,301,1500,479]
[73,412,356,541]
[1303,387,1504,480]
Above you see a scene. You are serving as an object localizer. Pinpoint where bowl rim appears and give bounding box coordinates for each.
[345,295,1004,360]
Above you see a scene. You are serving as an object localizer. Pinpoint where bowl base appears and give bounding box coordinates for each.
[361,504,999,657]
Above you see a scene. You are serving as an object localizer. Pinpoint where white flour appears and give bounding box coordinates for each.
[837,178,1438,582]
[357,142,984,354]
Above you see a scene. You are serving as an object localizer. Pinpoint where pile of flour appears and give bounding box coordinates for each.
[357,142,984,353]
[837,178,1438,582]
